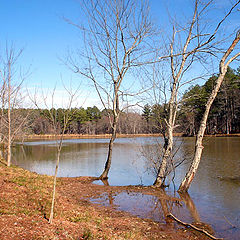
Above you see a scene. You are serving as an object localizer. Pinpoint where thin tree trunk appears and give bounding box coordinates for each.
[49,148,61,224]
[99,122,117,179]
[153,125,173,187]
[153,2,197,186]
[99,85,119,179]
[178,74,226,192]
[7,63,11,167]
[154,83,177,187]
[7,140,11,167]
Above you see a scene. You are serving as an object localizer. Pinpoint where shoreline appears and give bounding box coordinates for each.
[0,163,208,240]
[20,132,240,141]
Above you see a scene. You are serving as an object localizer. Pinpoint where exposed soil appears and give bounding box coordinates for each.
[0,163,211,240]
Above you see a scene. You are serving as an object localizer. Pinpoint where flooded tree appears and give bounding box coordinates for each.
[66,0,153,179]
[178,30,240,193]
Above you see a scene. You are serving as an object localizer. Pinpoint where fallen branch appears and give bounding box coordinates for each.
[167,213,223,240]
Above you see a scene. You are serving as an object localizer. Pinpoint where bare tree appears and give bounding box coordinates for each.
[66,0,153,179]
[0,44,29,166]
[178,30,240,193]
[153,0,240,187]
[32,86,78,224]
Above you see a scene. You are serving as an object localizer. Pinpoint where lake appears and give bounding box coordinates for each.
[12,136,240,240]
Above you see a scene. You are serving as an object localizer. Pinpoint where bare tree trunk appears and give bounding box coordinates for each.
[49,148,61,224]
[7,62,11,167]
[154,82,177,187]
[99,118,117,179]
[179,32,240,193]
[153,0,197,187]
[154,125,173,187]
[30,86,78,224]
[7,139,11,167]
[178,74,225,192]
[0,45,26,167]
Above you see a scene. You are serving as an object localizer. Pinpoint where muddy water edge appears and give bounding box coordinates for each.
[12,136,240,240]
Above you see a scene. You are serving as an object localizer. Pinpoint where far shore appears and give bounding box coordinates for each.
[22,133,182,140]
[19,132,240,141]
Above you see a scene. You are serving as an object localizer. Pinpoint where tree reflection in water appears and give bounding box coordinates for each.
[91,188,217,238]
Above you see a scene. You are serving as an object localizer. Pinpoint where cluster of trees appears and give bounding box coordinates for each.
[180,67,240,135]
[17,107,147,136]
[1,0,240,224]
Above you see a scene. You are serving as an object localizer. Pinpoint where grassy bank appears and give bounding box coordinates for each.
[0,163,208,240]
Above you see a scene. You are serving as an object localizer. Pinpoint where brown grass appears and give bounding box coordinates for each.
[0,163,209,240]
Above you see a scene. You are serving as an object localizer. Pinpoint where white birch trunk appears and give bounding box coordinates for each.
[179,33,240,192]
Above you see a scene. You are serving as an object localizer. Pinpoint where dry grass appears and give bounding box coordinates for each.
[0,163,206,240]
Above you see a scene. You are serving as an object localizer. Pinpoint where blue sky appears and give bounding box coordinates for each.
[0,0,239,108]
[0,0,81,84]
[0,0,91,106]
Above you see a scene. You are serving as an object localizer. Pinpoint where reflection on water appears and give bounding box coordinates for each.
[91,190,238,239]
[12,137,240,240]
[12,137,155,185]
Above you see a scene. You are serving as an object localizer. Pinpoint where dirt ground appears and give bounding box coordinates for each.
[0,163,211,240]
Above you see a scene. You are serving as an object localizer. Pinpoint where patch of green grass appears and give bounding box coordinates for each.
[124,231,134,239]
[19,208,32,215]
[82,229,93,240]
[10,176,28,186]
[69,211,93,223]
[95,218,102,226]
[0,208,12,215]
[69,215,89,223]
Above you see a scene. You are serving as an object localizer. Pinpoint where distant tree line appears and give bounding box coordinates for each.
[16,106,148,136]
[7,66,240,139]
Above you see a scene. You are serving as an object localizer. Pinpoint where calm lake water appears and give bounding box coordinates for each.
[12,137,240,240]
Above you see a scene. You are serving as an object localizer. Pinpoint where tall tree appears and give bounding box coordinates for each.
[179,30,240,193]
[66,0,153,179]
[0,44,29,166]
[142,104,152,133]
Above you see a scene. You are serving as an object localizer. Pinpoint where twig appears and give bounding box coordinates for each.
[223,215,237,229]
[167,213,223,240]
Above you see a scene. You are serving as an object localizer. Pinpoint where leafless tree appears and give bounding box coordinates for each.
[65,0,153,179]
[178,30,240,193]
[31,85,78,224]
[153,0,240,188]
[0,44,29,166]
